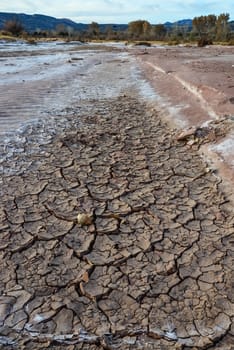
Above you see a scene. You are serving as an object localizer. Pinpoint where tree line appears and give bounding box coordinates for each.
[1,13,233,45]
[192,13,230,44]
[126,14,232,44]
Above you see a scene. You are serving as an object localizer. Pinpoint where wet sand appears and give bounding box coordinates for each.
[0,43,130,133]
[0,43,234,349]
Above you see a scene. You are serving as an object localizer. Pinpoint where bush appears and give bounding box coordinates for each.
[134,41,151,46]
[0,30,11,36]
[197,38,213,47]
[3,18,24,36]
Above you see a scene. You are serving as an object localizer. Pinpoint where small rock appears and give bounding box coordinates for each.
[77,213,93,226]
[187,139,196,146]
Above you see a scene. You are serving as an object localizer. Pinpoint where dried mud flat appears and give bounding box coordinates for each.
[0,44,234,349]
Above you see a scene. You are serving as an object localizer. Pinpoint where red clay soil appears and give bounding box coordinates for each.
[136,45,234,199]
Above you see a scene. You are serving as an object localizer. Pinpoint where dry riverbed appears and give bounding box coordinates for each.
[0,42,234,349]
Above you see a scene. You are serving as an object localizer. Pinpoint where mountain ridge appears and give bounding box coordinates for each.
[0,12,194,33]
[0,12,129,33]
[0,12,88,32]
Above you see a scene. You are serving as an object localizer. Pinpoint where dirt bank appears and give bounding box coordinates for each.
[136,45,234,199]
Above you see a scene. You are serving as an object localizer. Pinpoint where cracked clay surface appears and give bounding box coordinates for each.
[1,97,233,349]
[0,52,234,349]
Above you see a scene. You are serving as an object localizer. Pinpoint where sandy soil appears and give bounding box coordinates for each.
[0,42,234,349]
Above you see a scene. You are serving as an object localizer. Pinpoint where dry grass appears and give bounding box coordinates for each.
[0,31,17,41]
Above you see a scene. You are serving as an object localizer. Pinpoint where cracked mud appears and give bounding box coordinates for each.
[0,47,234,349]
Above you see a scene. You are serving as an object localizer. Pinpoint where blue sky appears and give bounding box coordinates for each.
[1,0,233,23]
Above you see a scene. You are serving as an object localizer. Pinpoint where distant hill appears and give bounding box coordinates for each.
[164,19,193,30]
[165,18,234,33]
[0,12,88,32]
[229,20,234,31]
[0,12,128,33]
[0,12,193,33]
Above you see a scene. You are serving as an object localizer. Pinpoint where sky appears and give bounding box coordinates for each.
[1,0,233,24]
